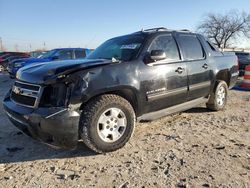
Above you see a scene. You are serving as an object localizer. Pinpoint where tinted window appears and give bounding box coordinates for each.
[57,50,73,60]
[236,53,250,60]
[2,54,12,60]
[236,53,249,57]
[75,50,86,59]
[149,35,180,62]
[40,49,57,59]
[178,35,204,60]
[87,35,145,61]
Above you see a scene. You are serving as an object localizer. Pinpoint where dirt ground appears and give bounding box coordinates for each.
[0,73,249,188]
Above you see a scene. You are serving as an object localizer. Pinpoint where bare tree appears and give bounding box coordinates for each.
[197,10,250,48]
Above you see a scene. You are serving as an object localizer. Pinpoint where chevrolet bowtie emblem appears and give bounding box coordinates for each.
[13,86,22,95]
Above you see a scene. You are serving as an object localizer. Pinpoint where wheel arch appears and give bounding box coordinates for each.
[215,70,231,87]
[80,86,140,116]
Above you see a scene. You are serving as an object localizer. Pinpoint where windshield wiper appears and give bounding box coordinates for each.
[111,57,121,63]
[96,57,121,63]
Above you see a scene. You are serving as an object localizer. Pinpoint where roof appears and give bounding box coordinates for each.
[52,48,89,51]
[133,27,194,35]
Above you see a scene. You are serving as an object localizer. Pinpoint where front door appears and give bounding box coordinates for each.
[140,34,188,113]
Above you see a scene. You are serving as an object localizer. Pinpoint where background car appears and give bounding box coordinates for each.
[30,50,48,58]
[8,48,92,78]
[235,52,250,76]
[0,52,30,72]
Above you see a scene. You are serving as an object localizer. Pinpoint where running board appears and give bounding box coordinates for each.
[137,97,209,122]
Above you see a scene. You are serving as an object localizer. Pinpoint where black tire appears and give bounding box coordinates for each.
[206,80,228,111]
[79,94,135,153]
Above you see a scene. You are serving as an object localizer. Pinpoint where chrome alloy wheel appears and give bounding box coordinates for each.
[216,86,226,106]
[97,108,127,143]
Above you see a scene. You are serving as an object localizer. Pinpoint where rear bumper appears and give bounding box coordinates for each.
[229,71,239,89]
[3,93,80,149]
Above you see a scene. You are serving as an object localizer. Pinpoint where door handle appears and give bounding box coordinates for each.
[202,63,208,69]
[175,67,184,74]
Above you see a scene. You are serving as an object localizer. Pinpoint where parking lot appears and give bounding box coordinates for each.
[0,73,249,187]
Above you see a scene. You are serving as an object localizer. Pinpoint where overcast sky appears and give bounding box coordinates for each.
[0,0,250,52]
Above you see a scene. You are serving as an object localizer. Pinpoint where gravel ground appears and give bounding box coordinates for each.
[0,73,249,188]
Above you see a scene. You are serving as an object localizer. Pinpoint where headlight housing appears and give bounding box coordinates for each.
[14,62,24,68]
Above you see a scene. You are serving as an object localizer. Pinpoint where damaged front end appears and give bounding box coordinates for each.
[3,74,90,149]
[3,59,114,149]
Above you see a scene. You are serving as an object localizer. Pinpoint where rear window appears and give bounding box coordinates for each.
[236,52,250,60]
[236,53,249,57]
[178,34,204,60]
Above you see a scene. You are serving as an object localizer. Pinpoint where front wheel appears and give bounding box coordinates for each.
[80,94,135,153]
[206,80,228,111]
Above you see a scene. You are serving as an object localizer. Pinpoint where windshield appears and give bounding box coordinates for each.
[87,35,145,61]
[39,49,57,59]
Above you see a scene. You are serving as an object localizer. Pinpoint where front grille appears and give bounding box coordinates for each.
[14,81,40,91]
[11,92,37,107]
[10,81,42,108]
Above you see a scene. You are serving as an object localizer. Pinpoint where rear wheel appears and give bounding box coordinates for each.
[206,80,228,111]
[80,94,135,153]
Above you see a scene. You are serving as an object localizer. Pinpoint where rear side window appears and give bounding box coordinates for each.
[149,35,180,62]
[178,34,204,60]
[57,50,73,60]
[75,50,86,59]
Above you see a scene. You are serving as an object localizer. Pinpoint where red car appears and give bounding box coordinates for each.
[0,52,30,72]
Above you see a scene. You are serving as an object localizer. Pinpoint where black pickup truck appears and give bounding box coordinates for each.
[3,28,238,153]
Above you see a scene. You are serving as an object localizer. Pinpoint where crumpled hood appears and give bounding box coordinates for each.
[16,59,113,84]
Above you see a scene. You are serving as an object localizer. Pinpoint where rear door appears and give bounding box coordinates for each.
[141,34,188,113]
[176,33,212,100]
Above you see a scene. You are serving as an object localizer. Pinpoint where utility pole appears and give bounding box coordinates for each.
[14,44,19,52]
[0,37,3,51]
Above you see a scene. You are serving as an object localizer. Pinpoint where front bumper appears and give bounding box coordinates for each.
[3,93,80,149]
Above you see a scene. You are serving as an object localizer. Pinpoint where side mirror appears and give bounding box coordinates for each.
[51,55,59,60]
[150,50,166,61]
